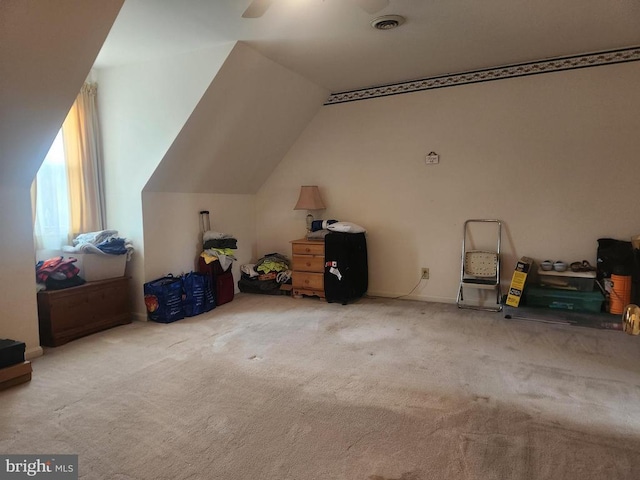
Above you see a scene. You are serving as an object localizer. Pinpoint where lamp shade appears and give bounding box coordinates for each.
[294,186,326,210]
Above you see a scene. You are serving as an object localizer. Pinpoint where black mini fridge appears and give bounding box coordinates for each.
[324,232,368,304]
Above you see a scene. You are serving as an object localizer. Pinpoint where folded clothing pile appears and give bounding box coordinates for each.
[255,253,290,279]
[36,256,85,290]
[238,253,292,295]
[62,229,134,259]
[201,230,238,272]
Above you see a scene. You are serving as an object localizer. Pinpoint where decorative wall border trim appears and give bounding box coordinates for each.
[325,46,640,105]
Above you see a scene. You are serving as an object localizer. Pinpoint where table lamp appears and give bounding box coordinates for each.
[294,185,326,232]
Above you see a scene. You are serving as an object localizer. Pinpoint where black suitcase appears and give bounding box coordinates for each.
[324,232,368,304]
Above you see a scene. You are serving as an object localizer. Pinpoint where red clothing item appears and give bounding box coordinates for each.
[36,256,79,283]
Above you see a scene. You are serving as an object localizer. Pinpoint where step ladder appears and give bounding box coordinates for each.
[456,219,502,312]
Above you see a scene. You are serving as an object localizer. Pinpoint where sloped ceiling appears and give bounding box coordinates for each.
[143,42,328,194]
[0,0,124,187]
[95,0,640,92]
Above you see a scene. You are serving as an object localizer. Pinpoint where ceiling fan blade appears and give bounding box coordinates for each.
[242,0,274,18]
[350,0,389,14]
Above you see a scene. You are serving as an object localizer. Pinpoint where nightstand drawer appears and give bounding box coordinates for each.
[292,272,323,291]
[292,242,324,256]
[292,254,324,273]
[291,238,325,300]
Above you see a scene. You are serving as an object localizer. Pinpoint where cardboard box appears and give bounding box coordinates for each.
[505,257,534,307]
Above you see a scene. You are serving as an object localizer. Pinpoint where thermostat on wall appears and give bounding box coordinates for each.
[425,152,439,165]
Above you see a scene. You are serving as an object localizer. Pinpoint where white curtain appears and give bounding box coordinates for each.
[33,82,106,250]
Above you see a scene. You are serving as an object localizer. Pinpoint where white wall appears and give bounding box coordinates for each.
[142,192,256,299]
[256,62,640,304]
[97,44,234,317]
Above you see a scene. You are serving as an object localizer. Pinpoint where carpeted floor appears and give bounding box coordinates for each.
[2,294,640,479]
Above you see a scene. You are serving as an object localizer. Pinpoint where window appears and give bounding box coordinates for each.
[32,82,106,251]
[33,130,71,250]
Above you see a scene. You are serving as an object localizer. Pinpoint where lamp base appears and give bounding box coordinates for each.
[306,213,314,233]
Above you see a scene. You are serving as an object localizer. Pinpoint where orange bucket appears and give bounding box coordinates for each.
[609,274,632,314]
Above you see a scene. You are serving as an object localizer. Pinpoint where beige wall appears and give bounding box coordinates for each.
[256,62,640,304]
[0,0,123,355]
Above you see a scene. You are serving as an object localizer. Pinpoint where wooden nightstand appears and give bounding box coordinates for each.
[291,238,325,299]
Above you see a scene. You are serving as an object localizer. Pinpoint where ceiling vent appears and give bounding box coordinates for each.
[371,15,405,30]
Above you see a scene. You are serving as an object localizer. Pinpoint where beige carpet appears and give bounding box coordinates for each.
[2,294,640,479]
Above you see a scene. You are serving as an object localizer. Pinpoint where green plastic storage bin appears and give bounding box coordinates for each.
[524,287,604,312]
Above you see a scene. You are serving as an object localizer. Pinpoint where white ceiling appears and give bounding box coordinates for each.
[95,0,640,93]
